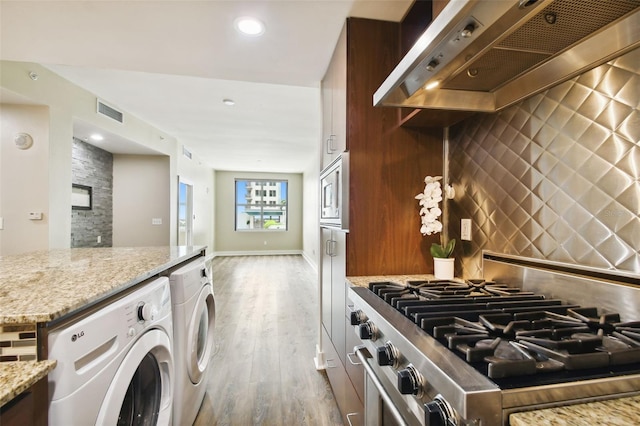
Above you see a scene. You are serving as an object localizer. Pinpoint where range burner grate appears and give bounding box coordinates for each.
[367,280,640,379]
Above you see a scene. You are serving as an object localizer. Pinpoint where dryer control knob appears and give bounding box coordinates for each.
[138,303,157,322]
[127,327,136,337]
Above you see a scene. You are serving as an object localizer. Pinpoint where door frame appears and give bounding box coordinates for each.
[178,176,194,246]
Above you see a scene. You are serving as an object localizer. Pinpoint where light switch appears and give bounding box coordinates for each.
[461,219,472,241]
[152,218,162,225]
[29,212,43,220]
[0,217,3,230]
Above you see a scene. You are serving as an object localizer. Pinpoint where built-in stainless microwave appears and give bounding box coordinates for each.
[320,152,349,230]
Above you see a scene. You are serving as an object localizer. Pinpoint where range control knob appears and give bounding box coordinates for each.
[137,303,157,322]
[397,364,424,397]
[376,341,399,367]
[350,309,368,325]
[424,395,455,426]
[358,321,378,340]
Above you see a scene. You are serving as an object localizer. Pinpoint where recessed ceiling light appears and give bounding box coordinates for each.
[222,98,235,106]
[234,16,265,36]
[89,133,104,141]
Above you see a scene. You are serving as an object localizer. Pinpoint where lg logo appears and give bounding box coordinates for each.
[71,331,85,342]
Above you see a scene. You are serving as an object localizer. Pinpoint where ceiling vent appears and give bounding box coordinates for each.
[182,146,192,160]
[96,99,124,123]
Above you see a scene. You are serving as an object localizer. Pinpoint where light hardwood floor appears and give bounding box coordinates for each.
[193,255,343,426]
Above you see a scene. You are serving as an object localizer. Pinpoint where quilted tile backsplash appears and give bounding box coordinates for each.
[448,47,639,278]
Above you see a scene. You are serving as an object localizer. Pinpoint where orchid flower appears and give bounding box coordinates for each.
[416,176,444,236]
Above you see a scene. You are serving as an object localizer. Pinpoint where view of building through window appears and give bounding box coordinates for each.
[235,180,288,230]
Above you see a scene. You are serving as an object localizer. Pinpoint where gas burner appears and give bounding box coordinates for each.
[457,308,640,377]
[366,282,640,379]
[349,254,640,426]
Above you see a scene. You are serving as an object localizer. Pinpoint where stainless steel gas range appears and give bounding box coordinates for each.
[347,252,640,425]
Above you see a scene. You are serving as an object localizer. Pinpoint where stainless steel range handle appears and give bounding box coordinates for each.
[355,346,409,426]
[346,351,362,365]
[346,412,359,426]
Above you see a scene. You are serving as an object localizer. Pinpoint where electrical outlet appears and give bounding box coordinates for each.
[461,219,472,241]
[97,236,102,243]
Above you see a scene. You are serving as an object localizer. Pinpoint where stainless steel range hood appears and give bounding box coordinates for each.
[374,0,640,113]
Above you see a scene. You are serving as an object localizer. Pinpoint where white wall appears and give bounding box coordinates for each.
[0,104,50,255]
[214,171,302,254]
[0,60,215,252]
[301,89,323,270]
[177,147,214,251]
[302,162,320,270]
[113,155,170,246]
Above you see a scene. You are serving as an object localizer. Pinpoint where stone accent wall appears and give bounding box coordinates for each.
[71,138,113,247]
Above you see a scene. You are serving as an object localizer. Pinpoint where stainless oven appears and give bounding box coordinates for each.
[354,346,424,426]
[320,152,349,230]
[348,252,640,425]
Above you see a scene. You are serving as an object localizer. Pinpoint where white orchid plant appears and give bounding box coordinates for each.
[415,176,443,235]
[415,175,455,258]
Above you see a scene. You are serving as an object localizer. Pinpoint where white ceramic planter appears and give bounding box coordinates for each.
[433,257,454,280]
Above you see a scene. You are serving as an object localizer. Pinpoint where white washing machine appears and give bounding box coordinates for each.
[169,258,215,426]
[48,276,174,426]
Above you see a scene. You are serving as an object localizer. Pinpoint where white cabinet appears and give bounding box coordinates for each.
[321,227,346,349]
[321,228,363,425]
[321,23,347,170]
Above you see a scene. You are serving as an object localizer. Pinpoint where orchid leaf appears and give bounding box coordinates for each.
[430,239,456,258]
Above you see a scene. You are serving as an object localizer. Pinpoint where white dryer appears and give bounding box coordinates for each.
[169,258,215,426]
[47,276,174,426]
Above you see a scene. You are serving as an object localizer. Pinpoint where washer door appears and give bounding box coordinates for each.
[187,285,215,384]
[96,329,173,426]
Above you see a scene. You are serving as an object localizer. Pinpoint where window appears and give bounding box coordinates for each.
[235,179,288,231]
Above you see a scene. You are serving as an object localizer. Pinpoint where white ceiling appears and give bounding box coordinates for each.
[0,0,412,173]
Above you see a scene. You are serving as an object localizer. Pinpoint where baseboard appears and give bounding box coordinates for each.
[301,251,318,274]
[314,344,326,370]
[211,250,303,257]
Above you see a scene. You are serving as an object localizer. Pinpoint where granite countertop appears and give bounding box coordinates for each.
[0,246,205,324]
[510,395,640,425]
[347,274,461,288]
[0,360,57,407]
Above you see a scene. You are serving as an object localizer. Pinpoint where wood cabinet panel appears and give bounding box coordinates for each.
[401,0,432,55]
[432,0,450,19]
[0,376,48,426]
[345,18,443,276]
